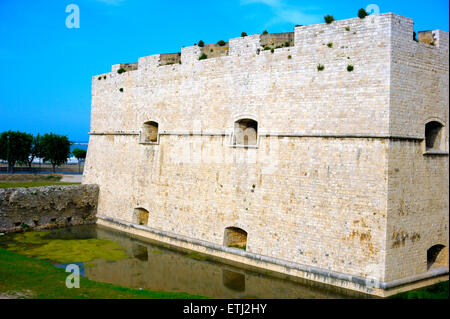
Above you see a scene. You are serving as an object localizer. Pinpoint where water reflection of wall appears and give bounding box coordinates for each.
[84,226,370,299]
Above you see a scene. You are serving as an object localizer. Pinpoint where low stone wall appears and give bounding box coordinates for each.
[0,184,99,233]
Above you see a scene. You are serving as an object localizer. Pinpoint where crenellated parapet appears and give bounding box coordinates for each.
[101,13,447,77]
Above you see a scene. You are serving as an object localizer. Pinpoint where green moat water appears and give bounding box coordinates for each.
[0,225,371,299]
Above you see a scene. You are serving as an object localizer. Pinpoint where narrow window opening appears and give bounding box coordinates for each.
[224,227,247,250]
[142,121,159,144]
[134,207,149,226]
[233,119,258,147]
[132,243,149,261]
[425,121,444,151]
[222,269,246,292]
[427,245,448,270]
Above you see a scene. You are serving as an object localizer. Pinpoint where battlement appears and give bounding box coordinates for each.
[102,13,448,75]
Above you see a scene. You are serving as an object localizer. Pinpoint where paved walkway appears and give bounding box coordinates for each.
[60,175,83,183]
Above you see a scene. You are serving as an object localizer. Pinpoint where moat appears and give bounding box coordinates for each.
[0,225,372,299]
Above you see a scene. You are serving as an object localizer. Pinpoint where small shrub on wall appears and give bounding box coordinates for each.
[324,15,334,24]
[358,8,369,19]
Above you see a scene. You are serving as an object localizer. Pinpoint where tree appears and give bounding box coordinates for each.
[41,133,71,173]
[72,148,87,173]
[27,134,44,168]
[0,131,33,173]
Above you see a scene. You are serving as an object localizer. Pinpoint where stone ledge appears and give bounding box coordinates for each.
[88,131,424,140]
[96,215,450,296]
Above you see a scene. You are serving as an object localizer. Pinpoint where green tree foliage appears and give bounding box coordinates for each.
[41,133,71,173]
[72,148,87,173]
[27,134,44,167]
[0,131,33,173]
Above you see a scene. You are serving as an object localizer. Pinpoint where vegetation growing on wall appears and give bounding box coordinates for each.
[324,15,334,24]
[358,8,369,19]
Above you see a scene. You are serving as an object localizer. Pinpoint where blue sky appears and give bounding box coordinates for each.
[0,0,448,142]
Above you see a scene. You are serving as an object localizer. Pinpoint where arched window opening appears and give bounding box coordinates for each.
[141,121,159,143]
[425,121,444,151]
[427,245,448,270]
[224,227,247,250]
[222,269,246,292]
[133,207,149,226]
[233,119,258,147]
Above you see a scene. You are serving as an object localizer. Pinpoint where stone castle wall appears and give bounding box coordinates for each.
[0,185,99,233]
[83,13,449,290]
[385,16,449,281]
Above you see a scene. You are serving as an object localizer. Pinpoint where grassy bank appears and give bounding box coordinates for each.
[391,281,449,299]
[0,174,81,188]
[0,248,207,299]
[0,181,80,188]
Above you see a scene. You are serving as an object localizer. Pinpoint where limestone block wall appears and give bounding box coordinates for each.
[200,43,229,59]
[0,185,99,233]
[89,14,393,136]
[384,15,449,281]
[85,134,389,281]
[389,15,449,140]
[160,53,181,66]
[260,32,294,49]
[84,13,449,286]
[385,140,449,281]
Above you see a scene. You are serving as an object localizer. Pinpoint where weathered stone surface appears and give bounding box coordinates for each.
[0,185,99,233]
[83,12,449,292]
